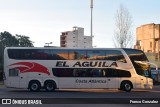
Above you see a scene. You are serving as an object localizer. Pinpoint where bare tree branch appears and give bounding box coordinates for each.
[113,4,134,48]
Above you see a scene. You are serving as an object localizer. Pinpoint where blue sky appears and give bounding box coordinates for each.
[0,0,159,47]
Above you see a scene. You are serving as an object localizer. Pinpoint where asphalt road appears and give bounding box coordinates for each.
[0,85,160,107]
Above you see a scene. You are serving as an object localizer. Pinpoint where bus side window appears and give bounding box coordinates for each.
[52,68,59,77]
[117,70,131,77]
[102,70,106,77]
[69,50,86,60]
[51,50,68,60]
[87,50,105,60]
[105,50,126,63]
[73,69,78,77]
[90,69,103,77]
[9,68,19,77]
[105,68,118,77]
[74,69,88,77]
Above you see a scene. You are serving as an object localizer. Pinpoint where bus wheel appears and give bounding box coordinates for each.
[29,81,41,92]
[44,81,56,92]
[121,81,132,92]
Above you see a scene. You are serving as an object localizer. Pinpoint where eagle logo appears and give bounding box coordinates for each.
[9,62,50,75]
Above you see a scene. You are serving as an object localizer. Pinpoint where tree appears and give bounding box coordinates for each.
[113,4,134,48]
[0,31,34,48]
[0,31,34,71]
[0,31,18,63]
[0,31,19,47]
[16,34,34,47]
[0,31,19,71]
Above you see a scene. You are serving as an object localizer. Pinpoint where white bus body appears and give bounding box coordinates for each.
[3,47,153,92]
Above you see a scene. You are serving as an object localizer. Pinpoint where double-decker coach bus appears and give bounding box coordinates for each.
[3,47,153,92]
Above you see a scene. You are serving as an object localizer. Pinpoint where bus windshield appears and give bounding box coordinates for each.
[123,49,151,78]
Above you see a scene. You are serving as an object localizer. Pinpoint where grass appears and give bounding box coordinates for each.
[0,81,4,85]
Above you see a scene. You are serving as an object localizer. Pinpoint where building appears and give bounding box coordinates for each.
[60,26,92,48]
[134,23,160,67]
[135,23,160,53]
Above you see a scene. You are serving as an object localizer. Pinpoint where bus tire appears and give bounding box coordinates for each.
[121,81,132,92]
[29,81,41,92]
[44,81,56,92]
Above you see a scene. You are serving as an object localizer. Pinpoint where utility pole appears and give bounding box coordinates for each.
[90,0,93,47]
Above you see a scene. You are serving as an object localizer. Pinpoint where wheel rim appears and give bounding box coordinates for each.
[31,83,38,91]
[46,83,54,91]
[125,83,131,91]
